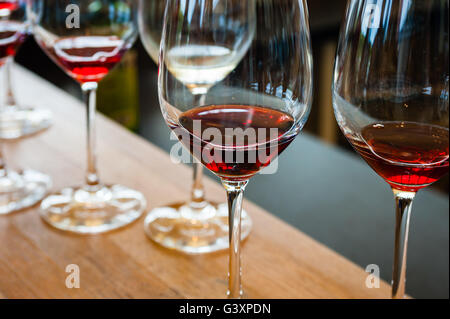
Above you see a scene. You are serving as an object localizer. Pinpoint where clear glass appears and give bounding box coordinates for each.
[333,0,449,298]
[33,0,146,234]
[0,142,51,215]
[159,0,313,297]
[0,0,51,214]
[0,0,52,139]
[139,0,252,254]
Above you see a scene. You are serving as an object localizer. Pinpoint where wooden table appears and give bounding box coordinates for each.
[0,66,392,299]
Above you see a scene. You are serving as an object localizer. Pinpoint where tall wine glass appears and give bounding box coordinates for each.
[159,0,312,297]
[333,0,448,298]
[139,0,253,254]
[0,0,52,139]
[0,0,51,215]
[33,0,146,234]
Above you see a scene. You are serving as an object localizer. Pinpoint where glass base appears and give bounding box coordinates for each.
[0,169,51,215]
[144,201,252,254]
[0,106,53,139]
[40,184,146,234]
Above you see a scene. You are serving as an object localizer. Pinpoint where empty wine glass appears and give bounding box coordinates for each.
[159,0,312,297]
[33,0,146,234]
[139,0,254,254]
[333,0,448,298]
[0,0,52,139]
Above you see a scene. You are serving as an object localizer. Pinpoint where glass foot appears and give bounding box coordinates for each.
[40,184,146,234]
[144,201,252,254]
[0,106,53,139]
[0,169,52,215]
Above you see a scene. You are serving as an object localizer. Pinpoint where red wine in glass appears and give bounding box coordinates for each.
[176,105,296,180]
[349,122,449,192]
[0,0,18,12]
[42,36,128,83]
[0,21,26,64]
[34,0,146,235]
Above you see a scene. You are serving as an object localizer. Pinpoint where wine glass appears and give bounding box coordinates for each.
[333,0,448,298]
[139,0,253,254]
[0,0,51,215]
[33,0,146,234]
[0,0,52,139]
[159,0,312,297]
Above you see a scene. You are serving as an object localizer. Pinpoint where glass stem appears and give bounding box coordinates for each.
[82,82,100,189]
[189,93,207,208]
[4,57,16,108]
[0,143,6,178]
[190,160,206,205]
[222,179,248,299]
[391,188,415,299]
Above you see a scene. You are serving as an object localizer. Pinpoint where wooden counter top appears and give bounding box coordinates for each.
[0,66,392,299]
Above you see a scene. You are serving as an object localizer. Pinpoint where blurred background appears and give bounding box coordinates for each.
[11,0,448,298]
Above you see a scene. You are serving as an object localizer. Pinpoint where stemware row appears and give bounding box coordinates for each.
[0,0,447,299]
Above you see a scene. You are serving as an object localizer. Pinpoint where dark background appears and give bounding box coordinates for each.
[11,0,449,298]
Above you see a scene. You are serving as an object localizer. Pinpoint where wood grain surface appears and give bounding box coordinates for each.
[0,66,392,299]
